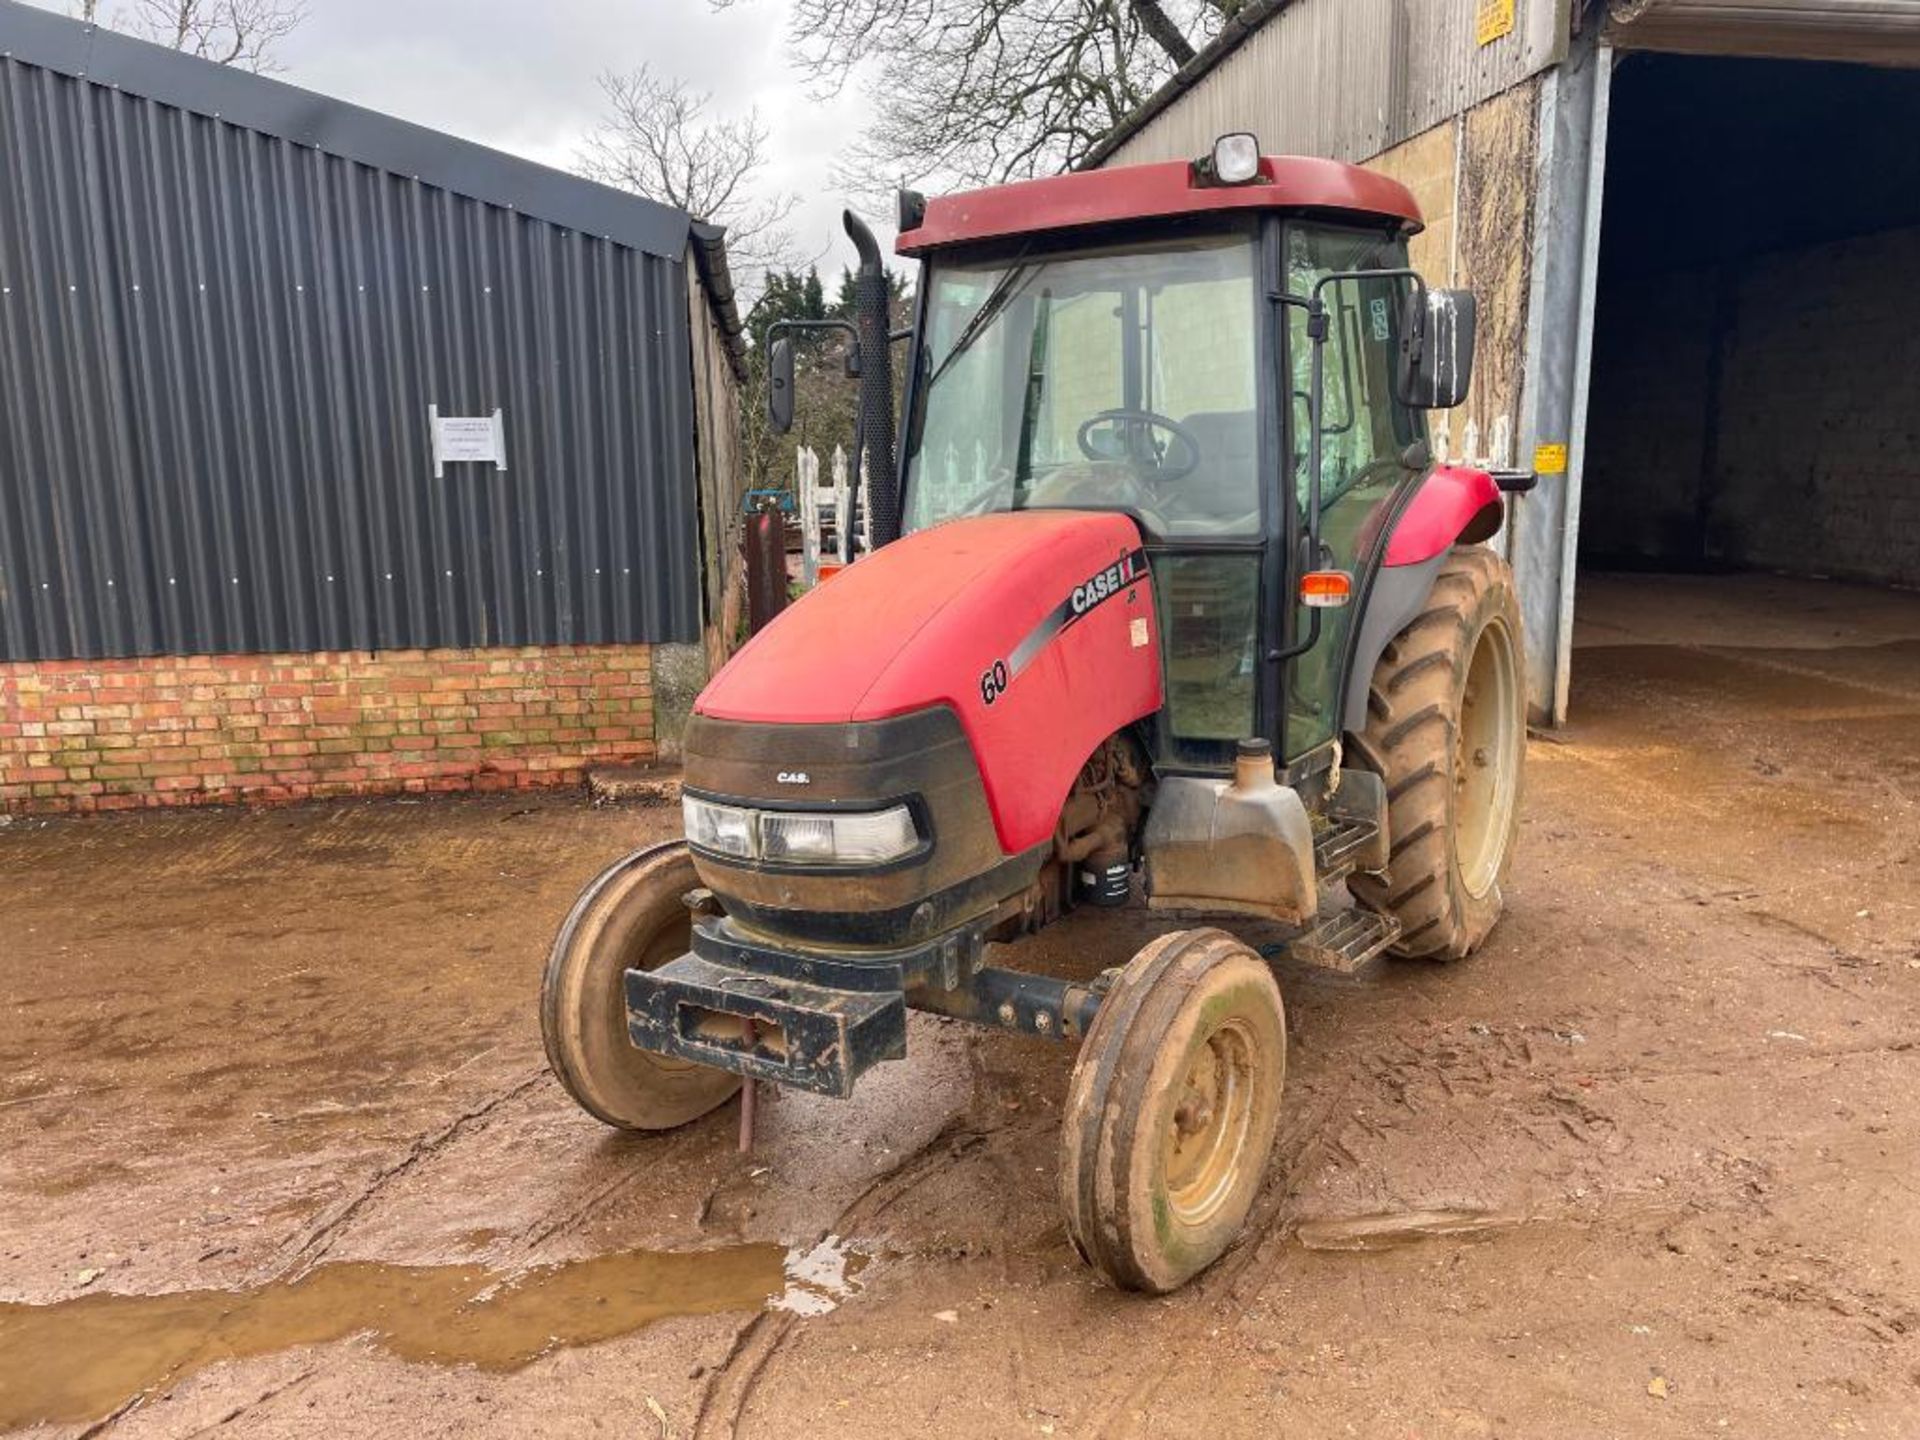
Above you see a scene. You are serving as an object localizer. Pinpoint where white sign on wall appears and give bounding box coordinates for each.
[428,406,508,477]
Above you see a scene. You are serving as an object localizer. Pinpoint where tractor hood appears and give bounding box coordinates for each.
[698,509,1152,726]
[694,509,1165,857]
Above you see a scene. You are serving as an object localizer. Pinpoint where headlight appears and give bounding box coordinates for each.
[761,806,918,864]
[682,795,755,858]
[682,796,920,867]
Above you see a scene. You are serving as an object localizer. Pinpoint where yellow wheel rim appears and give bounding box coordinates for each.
[1455,614,1521,899]
[1162,1018,1260,1227]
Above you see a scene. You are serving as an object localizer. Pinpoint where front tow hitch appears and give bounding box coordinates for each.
[624,915,1107,1098]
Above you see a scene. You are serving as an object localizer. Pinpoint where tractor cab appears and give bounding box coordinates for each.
[904,222,1275,771]
[779,137,1479,777]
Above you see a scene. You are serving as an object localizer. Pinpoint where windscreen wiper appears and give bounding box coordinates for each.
[926,257,1040,391]
[1011,289,1053,506]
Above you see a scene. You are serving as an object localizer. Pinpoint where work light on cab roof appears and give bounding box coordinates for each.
[542,139,1540,1298]
[1196,131,1262,186]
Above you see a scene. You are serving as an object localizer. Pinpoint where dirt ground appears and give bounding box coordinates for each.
[3,571,1918,1439]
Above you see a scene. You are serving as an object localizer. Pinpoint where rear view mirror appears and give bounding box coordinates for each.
[1396,287,1476,409]
[768,337,795,434]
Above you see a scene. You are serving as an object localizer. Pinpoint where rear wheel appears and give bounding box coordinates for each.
[1060,929,1286,1293]
[1349,546,1525,960]
[541,841,740,1130]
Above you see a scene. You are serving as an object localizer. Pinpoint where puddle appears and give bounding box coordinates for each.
[1294,1208,1522,1252]
[0,1239,864,1429]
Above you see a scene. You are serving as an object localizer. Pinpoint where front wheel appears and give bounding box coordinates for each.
[540,841,740,1130]
[1349,546,1526,960]
[1060,929,1287,1293]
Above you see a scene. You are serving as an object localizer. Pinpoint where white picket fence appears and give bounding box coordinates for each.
[795,445,871,586]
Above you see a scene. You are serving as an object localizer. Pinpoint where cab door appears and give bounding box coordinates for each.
[1279,224,1429,761]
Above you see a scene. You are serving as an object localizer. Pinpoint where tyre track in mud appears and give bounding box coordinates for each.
[1056,978,1499,1437]
[690,1111,1002,1440]
[514,1160,654,1255]
[267,1070,548,1279]
[690,1032,1006,1440]
[176,1363,320,1437]
[1064,989,1920,1437]
[1074,1063,1364,1439]
[682,1003,1448,1437]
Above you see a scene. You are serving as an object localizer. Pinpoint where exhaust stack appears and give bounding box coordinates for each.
[844,210,899,550]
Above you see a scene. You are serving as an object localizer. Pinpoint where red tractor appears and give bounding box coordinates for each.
[542,136,1531,1292]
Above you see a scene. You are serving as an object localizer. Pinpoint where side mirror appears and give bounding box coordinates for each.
[768,336,795,434]
[1396,287,1476,409]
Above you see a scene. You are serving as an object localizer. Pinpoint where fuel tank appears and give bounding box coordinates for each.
[685,511,1164,946]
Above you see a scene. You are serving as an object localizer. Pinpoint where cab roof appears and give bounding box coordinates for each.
[895,154,1422,258]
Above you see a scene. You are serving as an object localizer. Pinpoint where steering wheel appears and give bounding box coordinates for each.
[1075,408,1201,485]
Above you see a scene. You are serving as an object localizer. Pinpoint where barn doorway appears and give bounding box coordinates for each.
[1570,51,1920,770]
[1581,53,1920,594]
[1558,49,1920,893]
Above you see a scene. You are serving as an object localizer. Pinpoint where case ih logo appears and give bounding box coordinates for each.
[981,549,1150,708]
[1070,552,1144,617]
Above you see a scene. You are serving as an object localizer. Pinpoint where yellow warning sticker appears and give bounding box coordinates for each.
[1534,443,1569,475]
[1476,0,1515,45]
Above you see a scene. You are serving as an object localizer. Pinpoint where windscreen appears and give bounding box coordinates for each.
[902,230,1261,541]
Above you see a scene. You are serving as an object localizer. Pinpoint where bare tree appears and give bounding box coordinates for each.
[577,66,799,287]
[72,0,306,73]
[716,0,1244,192]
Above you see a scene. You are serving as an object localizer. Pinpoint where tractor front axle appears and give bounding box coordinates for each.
[624,914,1099,1099]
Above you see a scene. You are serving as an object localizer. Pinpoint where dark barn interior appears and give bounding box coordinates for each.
[1580,53,1920,589]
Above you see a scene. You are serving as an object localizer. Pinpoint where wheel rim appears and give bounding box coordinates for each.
[1454,614,1521,899]
[1161,1018,1259,1227]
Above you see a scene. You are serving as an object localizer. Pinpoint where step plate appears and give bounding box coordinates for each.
[1312,814,1383,886]
[1284,904,1402,975]
[626,954,906,1098]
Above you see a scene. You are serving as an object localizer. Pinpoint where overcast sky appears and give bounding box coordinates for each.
[34,0,880,278]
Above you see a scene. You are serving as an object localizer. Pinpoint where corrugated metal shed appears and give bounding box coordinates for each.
[1606,0,1920,63]
[1090,0,1569,169]
[0,0,716,661]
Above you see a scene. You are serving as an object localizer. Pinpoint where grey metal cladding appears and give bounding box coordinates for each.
[0,9,703,660]
[0,1,690,258]
[1093,0,1568,171]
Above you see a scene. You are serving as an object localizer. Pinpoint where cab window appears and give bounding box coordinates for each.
[1283,225,1428,757]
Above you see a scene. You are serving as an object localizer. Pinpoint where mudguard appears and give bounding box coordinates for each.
[1383,465,1503,566]
[697,511,1163,854]
[1342,465,1503,732]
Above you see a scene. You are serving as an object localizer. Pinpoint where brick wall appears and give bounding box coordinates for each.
[0,645,656,816]
[1583,225,1920,588]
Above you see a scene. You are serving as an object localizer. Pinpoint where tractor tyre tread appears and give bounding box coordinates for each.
[541,841,740,1131]
[1060,929,1286,1294]
[1348,546,1525,961]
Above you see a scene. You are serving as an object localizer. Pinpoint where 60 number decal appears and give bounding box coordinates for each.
[979,659,1010,707]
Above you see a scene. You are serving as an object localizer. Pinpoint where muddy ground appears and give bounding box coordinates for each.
[3,571,1918,1438]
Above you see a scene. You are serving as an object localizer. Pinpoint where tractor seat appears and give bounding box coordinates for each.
[1163,409,1260,536]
